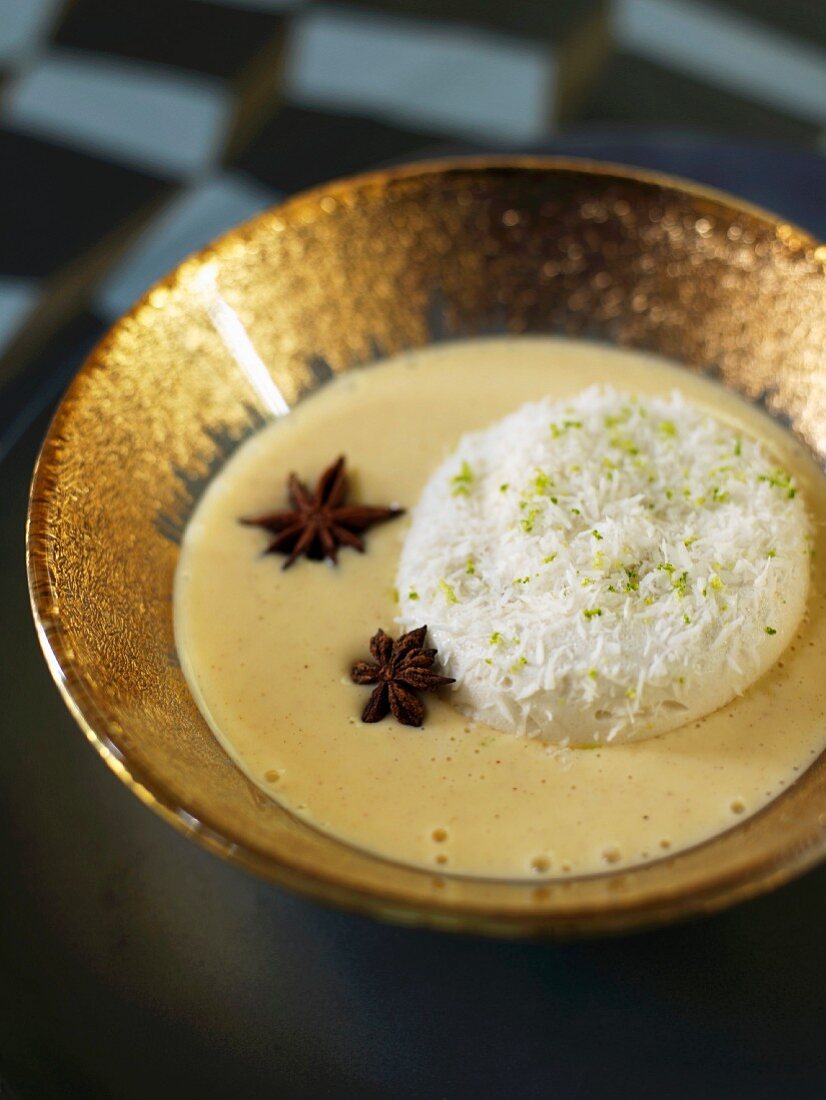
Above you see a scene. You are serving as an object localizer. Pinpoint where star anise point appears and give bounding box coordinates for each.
[242,456,404,568]
[351,626,455,728]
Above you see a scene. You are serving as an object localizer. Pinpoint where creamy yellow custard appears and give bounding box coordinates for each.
[174,338,826,879]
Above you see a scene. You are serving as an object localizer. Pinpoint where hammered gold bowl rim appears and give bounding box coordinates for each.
[26,156,826,937]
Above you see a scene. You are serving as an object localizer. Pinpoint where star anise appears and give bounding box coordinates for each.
[351,626,455,727]
[241,455,404,569]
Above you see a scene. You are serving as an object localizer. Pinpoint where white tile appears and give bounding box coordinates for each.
[0,0,62,65]
[616,0,826,125]
[0,277,39,356]
[95,172,280,319]
[286,6,554,143]
[4,50,231,178]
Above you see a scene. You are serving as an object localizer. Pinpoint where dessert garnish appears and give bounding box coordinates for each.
[351,626,455,726]
[241,455,404,568]
[396,386,810,744]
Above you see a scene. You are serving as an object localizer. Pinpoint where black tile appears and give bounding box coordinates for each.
[53,0,285,82]
[714,0,826,49]
[334,0,607,42]
[231,105,436,194]
[572,52,820,147]
[0,309,106,461]
[0,130,169,279]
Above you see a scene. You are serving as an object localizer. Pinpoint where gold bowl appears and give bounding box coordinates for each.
[27,158,826,936]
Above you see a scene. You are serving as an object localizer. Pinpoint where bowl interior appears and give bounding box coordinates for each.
[27,159,826,935]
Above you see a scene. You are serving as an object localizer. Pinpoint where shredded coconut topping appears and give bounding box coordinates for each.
[397,386,810,744]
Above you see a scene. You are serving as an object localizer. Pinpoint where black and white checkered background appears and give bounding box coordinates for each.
[1,0,825,451]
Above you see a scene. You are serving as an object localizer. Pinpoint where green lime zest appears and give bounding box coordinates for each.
[604,408,631,428]
[549,419,582,439]
[532,470,554,494]
[450,459,474,496]
[672,571,689,598]
[520,507,540,533]
[759,467,796,498]
[439,579,458,604]
[624,565,640,592]
[609,433,640,456]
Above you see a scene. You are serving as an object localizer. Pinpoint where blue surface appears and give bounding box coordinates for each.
[540,131,826,240]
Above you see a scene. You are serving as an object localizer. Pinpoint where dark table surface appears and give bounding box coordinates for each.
[2,135,826,1099]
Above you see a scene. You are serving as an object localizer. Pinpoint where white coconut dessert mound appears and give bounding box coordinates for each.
[396,386,810,745]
